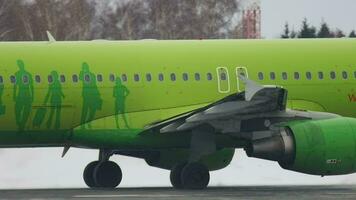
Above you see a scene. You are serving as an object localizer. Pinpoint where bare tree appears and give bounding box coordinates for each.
[0,0,243,41]
[0,0,28,40]
[97,0,241,40]
[0,0,94,41]
[197,0,240,39]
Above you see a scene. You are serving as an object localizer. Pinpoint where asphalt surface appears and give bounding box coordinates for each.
[0,185,356,200]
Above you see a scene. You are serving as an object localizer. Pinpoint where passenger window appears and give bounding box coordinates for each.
[134,74,140,82]
[330,71,336,79]
[84,74,90,83]
[122,74,127,82]
[306,72,312,80]
[22,75,29,84]
[109,74,115,82]
[270,72,276,80]
[294,72,300,80]
[10,75,16,84]
[258,72,264,80]
[220,73,227,80]
[207,73,213,81]
[0,76,3,84]
[318,72,324,79]
[183,73,188,81]
[342,71,348,79]
[48,75,53,83]
[158,73,164,81]
[282,72,287,80]
[97,74,103,82]
[146,73,152,82]
[60,75,66,83]
[195,73,201,81]
[35,75,41,83]
[72,75,78,83]
[170,73,176,81]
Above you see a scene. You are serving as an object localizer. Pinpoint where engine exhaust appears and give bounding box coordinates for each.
[245,128,295,164]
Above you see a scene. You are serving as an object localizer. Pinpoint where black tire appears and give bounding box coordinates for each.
[170,163,186,189]
[83,161,99,188]
[94,161,122,188]
[181,162,210,190]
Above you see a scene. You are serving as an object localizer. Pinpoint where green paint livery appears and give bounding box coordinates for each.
[0,38,356,189]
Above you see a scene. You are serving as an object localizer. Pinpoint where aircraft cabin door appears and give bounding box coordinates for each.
[216,67,230,93]
[236,67,248,92]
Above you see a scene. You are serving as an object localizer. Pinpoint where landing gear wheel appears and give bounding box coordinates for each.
[83,161,99,188]
[94,161,122,188]
[170,163,187,189]
[181,162,210,190]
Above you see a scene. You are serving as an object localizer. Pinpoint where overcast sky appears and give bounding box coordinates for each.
[261,0,356,38]
[1,0,356,189]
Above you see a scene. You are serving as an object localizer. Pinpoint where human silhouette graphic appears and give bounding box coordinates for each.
[113,77,130,129]
[13,60,34,131]
[79,62,102,129]
[44,71,65,129]
[0,83,5,116]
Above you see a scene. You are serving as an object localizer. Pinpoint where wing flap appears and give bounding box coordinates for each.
[142,78,288,135]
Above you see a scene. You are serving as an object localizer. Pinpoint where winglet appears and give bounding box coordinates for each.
[238,74,264,101]
[46,31,56,43]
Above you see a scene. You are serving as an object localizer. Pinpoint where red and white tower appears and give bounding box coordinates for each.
[242,2,261,39]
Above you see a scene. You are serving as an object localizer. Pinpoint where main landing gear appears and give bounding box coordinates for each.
[170,162,210,190]
[83,150,122,188]
[83,150,210,190]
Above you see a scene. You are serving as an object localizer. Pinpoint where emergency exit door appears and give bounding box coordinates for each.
[216,67,230,93]
[236,67,248,92]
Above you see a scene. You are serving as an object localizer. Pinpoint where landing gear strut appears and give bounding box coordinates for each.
[83,150,122,188]
[170,162,210,190]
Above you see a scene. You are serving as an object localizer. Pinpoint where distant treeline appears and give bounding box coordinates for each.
[281,18,356,39]
[0,0,244,41]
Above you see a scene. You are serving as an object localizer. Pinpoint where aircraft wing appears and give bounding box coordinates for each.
[142,77,335,138]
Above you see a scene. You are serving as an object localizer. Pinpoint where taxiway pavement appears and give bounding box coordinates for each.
[0,185,356,200]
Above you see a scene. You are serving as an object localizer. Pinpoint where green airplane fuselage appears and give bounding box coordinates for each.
[0,39,355,149]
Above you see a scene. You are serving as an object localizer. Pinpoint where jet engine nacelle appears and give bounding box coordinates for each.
[246,117,356,176]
